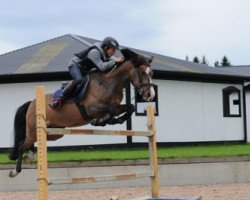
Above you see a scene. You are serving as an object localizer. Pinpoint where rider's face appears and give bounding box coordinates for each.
[106,47,116,57]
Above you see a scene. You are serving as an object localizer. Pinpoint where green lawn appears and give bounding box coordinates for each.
[1,143,250,164]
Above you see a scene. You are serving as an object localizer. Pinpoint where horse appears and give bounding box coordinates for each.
[8,48,155,178]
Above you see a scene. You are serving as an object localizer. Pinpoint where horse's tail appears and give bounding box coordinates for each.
[9,101,31,161]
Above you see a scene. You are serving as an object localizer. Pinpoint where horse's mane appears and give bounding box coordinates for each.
[120,48,137,61]
[120,48,152,68]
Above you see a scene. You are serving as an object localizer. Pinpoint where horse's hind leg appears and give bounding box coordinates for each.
[9,130,36,178]
[23,145,36,163]
[9,140,27,178]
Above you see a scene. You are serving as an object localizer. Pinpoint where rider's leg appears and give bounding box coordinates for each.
[63,65,83,96]
[49,65,83,109]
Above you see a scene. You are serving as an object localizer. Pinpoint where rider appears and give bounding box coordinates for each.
[49,37,124,109]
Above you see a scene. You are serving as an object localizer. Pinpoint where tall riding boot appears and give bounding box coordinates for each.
[61,81,75,97]
[49,82,75,110]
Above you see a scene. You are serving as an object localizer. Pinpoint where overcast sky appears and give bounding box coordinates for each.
[0,0,250,66]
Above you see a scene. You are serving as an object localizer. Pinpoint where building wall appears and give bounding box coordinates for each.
[0,79,245,148]
[131,80,244,143]
[0,81,126,148]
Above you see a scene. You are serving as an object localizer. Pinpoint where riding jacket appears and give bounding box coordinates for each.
[68,42,116,72]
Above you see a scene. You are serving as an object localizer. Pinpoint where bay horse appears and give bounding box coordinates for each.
[8,48,155,178]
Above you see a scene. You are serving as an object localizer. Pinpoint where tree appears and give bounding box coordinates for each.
[193,56,200,63]
[201,55,209,65]
[214,61,220,67]
[185,54,232,68]
[220,56,231,67]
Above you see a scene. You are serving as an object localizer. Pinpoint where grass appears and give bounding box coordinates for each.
[1,143,250,164]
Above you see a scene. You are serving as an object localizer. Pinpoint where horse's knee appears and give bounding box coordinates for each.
[128,104,135,112]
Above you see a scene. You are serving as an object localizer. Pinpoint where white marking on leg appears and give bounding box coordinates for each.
[28,150,35,161]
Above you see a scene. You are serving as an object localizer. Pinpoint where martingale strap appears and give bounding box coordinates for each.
[75,103,94,121]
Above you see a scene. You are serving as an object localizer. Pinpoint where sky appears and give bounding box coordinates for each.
[0,0,250,66]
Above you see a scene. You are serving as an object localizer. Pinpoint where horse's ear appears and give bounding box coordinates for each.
[120,48,137,60]
[148,56,153,63]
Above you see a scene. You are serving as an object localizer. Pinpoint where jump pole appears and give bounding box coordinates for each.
[35,86,159,200]
[36,86,48,200]
[147,104,159,198]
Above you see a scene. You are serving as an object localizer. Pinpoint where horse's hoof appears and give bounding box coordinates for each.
[90,119,98,126]
[9,169,18,178]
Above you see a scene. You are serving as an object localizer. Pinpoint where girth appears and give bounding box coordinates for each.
[75,103,94,121]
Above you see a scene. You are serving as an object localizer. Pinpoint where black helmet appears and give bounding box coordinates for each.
[101,37,119,50]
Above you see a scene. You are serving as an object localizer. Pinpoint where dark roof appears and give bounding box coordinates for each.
[0,34,250,82]
[220,65,250,76]
[0,34,90,75]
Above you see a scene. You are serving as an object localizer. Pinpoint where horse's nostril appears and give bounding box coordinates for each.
[148,93,151,98]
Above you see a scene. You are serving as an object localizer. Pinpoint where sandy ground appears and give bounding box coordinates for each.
[0,183,249,200]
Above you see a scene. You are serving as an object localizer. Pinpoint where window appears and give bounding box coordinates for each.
[222,86,241,117]
[135,85,159,116]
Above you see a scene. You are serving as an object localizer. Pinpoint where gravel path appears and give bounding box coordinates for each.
[0,183,249,200]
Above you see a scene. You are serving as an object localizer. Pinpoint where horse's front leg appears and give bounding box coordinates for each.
[88,104,114,126]
[107,104,135,125]
[90,113,112,126]
[88,104,135,126]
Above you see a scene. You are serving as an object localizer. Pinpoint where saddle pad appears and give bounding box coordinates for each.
[52,74,90,103]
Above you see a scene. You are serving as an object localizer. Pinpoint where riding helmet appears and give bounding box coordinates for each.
[101,37,119,49]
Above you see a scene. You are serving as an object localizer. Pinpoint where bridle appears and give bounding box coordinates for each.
[133,64,156,97]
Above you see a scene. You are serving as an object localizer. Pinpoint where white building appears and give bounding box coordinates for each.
[220,65,250,143]
[0,34,249,149]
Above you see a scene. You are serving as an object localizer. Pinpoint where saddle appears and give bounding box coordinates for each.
[51,74,95,120]
[52,74,90,103]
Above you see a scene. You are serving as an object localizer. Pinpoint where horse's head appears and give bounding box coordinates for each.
[121,48,156,102]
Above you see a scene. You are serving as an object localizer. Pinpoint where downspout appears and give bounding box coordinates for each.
[243,81,248,142]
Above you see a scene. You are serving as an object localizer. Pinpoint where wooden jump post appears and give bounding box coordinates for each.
[35,86,159,200]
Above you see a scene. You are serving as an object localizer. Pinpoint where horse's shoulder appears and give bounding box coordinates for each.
[89,70,104,81]
[90,70,101,76]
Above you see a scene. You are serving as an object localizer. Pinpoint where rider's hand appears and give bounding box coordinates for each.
[115,57,124,63]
